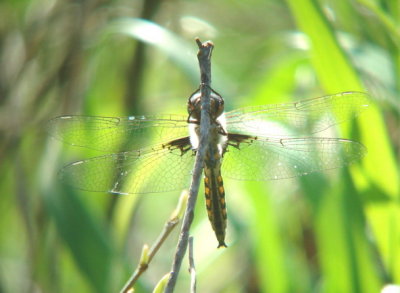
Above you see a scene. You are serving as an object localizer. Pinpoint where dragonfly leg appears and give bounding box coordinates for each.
[162,137,192,155]
[226,133,258,149]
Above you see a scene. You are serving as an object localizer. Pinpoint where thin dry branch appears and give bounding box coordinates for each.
[164,38,214,293]
[188,237,197,293]
[120,191,188,293]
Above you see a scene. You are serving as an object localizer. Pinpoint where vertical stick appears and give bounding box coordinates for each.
[164,38,214,293]
[188,237,197,293]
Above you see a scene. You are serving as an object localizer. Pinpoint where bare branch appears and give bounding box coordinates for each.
[188,237,197,293]
[120,191,188,293]
[164,38,214,293]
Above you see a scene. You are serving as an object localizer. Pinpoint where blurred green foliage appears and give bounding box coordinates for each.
[0,0,399,292]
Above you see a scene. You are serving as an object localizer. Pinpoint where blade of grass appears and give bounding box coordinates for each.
[286,0,399,291]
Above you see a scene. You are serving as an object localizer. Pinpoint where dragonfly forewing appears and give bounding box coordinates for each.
[47,114,188,152]
[225,92,369,137]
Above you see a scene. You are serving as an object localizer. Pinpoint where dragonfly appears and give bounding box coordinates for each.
[47,89,369,248]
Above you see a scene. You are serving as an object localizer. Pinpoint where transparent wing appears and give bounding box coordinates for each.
[59,139,195,194]
[225,92,369,137]
[222,136,366,181]
[47,114,188,152]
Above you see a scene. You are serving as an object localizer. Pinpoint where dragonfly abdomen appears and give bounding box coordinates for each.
[204,163,227,248]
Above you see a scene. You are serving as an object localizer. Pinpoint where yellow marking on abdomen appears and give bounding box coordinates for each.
[203,165,227,248]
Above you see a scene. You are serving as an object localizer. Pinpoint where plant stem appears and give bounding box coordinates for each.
[164,38,214,293]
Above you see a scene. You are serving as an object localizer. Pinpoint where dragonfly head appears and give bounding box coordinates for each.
[187,88,225,123]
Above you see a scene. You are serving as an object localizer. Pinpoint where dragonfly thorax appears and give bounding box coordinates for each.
[187,88,228,154]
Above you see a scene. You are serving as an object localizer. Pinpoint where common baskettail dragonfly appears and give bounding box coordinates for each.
[47,89,369,248]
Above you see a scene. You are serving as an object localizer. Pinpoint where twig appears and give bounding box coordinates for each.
[120,191,188,293]
[188,237,196,293]
[164,38,214,293]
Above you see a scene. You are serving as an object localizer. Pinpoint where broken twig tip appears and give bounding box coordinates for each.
[195,37,202,48]
[195,38,214,49]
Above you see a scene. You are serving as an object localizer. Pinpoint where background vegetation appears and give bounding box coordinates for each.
[0,0,399,292]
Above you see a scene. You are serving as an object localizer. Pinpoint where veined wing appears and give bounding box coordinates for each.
[222,135,366,181]
[225,92,369,137]
[47,114,188,152]
[59,137,195,194]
